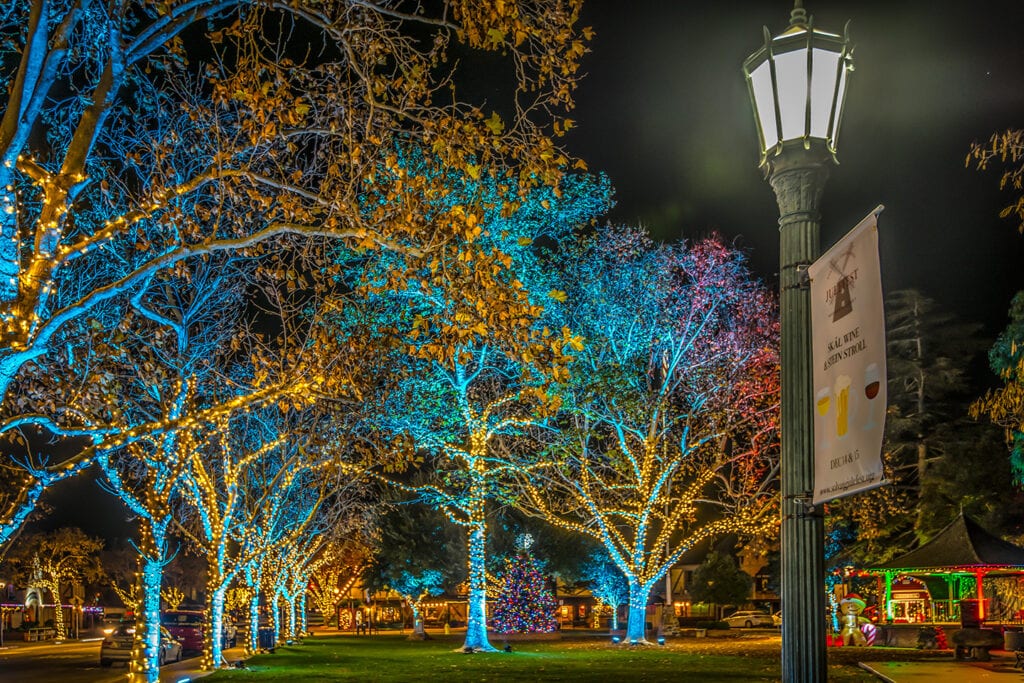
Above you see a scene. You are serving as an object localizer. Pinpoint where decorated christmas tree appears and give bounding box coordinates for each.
[492,535,558,633]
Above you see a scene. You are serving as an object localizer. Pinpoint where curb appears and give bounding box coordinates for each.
[857,662,897,683]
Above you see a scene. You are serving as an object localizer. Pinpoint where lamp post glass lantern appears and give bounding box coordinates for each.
[743,2,853,682]
[743,2,853,164]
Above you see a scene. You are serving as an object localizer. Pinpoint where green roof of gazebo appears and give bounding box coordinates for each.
[869,513,1024,573]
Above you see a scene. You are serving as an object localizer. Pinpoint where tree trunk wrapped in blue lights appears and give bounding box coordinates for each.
[463,488,496,651]
[271,590,283,645]
[207,584,228,669]
[625,582,652,643]
[132,521,170,683]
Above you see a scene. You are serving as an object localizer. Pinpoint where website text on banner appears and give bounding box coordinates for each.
[809,207,886,504]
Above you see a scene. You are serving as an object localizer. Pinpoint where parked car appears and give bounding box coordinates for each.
[723,610,774,628]
[101,608,129,634]
[161,610,205,652]
[162,610,237,651]
[100,623,182,667]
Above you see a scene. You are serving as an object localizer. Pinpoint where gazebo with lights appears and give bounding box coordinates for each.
[866,513,1024,624]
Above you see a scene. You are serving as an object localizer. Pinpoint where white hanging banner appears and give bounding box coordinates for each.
[809,206,887,504]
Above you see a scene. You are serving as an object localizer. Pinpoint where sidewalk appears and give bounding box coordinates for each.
[160,644,249,682]
[860,651,1022,682]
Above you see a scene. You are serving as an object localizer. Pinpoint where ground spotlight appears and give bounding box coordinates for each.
[611,636,620,644]
[503,644,513,653]
[657,637,665,646]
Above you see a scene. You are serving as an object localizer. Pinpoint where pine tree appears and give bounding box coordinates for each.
[492,548,558,634]
[829,289,985,563]
[688,552,753,613]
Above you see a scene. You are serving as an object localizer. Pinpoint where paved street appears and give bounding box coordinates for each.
[1,638,132,683]
[0,637,234,683]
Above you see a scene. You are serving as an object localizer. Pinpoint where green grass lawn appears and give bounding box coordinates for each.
[205,633,878,682]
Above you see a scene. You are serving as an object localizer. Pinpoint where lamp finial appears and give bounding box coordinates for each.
[790,0,808,27]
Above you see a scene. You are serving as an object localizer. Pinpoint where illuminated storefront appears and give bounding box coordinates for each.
[868,514,1024,624]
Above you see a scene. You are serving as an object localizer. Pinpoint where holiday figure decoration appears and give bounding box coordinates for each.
[839,594,868,646]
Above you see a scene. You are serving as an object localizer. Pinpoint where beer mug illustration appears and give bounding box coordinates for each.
[835,374,852,438]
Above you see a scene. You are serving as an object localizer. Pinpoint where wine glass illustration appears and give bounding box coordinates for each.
[863,363,881,430]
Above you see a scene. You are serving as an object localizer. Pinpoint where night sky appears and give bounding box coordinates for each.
[566,0,1024,337]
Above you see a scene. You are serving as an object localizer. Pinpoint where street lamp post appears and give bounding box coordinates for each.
[743,2,853,681]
